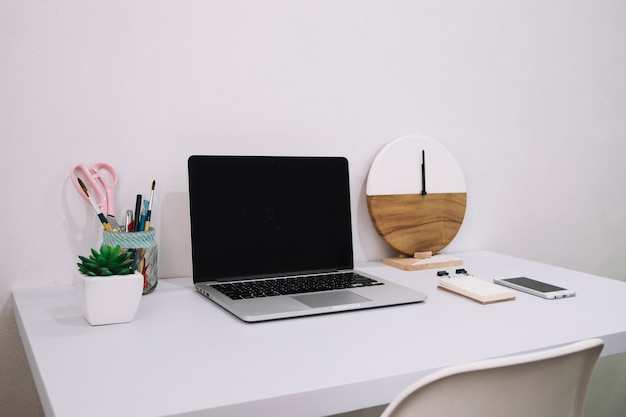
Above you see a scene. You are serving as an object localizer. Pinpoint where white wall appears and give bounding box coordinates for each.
[2,1,625,416]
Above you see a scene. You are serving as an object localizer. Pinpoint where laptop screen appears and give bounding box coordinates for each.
[188,156,355,282]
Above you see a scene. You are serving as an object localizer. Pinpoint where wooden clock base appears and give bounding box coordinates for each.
[382,251,463,271]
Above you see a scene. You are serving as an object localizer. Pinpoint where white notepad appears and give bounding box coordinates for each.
[438,272,515,304]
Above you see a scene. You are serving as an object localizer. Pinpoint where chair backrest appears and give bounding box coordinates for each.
[380,338,604,417]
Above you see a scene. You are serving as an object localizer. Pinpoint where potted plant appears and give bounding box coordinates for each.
[74,244,143,325]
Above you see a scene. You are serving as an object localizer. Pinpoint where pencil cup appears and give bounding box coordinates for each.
[102,228,158,295]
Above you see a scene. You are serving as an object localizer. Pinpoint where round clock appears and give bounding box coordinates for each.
[366,135,467,255]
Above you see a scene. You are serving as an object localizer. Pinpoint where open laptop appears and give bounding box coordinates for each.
[188,155,427,322]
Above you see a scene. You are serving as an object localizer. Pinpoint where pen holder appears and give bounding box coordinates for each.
[102,228,158,295]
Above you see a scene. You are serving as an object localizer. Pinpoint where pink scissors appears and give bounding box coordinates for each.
[71,162,119,227]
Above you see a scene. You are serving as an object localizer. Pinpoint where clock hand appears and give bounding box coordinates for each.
[421,150,427,195]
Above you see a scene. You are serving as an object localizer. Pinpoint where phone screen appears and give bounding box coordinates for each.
[502,277,566,293]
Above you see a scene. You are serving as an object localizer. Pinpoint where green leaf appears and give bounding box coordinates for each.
[100,245,111,260]
[117,259,135,269]
[97,267,113,276]
[111,253,132,264]
[109,245,121,260]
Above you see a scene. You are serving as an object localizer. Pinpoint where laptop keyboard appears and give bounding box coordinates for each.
[211,272,384,300]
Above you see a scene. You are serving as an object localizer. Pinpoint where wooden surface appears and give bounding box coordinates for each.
[437,285,516,304]
[367,192,467,255]
[382,254,463,271]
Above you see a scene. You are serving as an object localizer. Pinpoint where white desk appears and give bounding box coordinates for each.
[13,251,626,417]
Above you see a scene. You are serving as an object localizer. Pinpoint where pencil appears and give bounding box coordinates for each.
[77,177,113,232]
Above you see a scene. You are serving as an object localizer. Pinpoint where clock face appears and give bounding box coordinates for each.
[366,135,467,255]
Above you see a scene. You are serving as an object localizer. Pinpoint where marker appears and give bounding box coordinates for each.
[133,194,142,233]
[77,177,113,232]
[144,180,155,231]
[139,200,148,232]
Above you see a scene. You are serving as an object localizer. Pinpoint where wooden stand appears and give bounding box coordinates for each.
[382,251,463,271]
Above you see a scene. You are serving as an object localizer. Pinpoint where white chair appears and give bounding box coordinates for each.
[380,338,604,417]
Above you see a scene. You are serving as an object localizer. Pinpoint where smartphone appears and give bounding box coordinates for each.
[493,277,576,299]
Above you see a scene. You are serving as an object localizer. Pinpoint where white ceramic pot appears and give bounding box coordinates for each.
[74,270,143,326]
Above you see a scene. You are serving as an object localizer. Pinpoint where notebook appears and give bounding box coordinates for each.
[188,155,427,322]
[437,269,516,304]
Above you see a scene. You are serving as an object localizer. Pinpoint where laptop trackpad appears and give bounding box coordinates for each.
[292,291,371,308]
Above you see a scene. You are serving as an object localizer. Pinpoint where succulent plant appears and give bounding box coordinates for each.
[77,245,136,276]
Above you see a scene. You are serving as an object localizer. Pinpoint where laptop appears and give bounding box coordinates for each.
[188,155,427,322]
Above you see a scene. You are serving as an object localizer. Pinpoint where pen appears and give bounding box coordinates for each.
[77,177,113,232]
[421,150,427,196]
[133,194,142,233]
[144,180,155,231]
